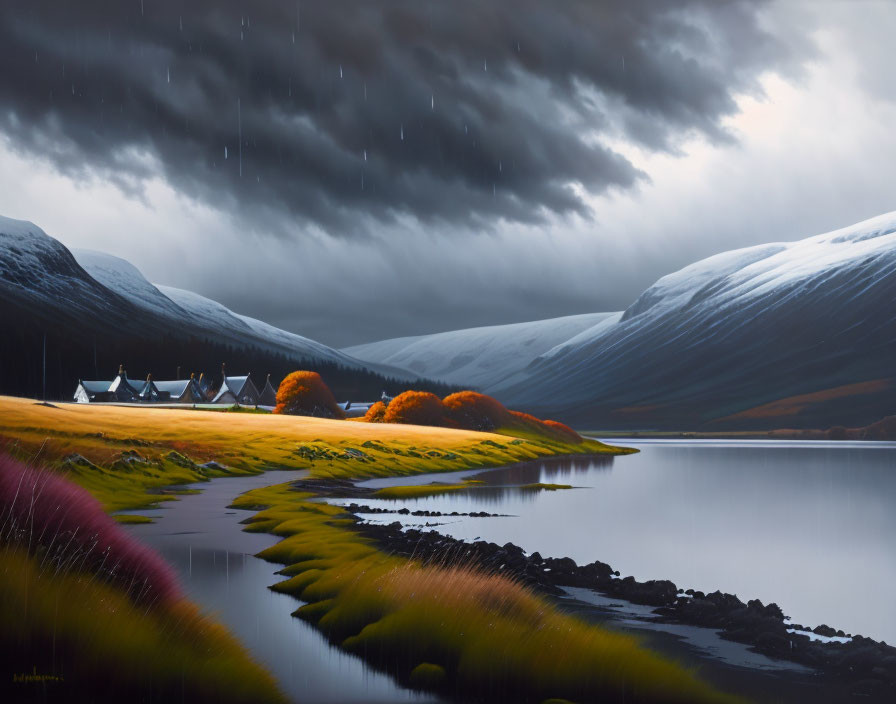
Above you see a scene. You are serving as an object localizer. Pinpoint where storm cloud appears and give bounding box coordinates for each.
[0,0,794,235]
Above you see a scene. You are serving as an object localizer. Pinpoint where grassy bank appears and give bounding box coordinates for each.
[235,482,737,703]
[0,395,625,512]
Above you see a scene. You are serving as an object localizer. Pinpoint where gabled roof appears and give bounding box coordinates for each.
[153,380,193,397]
[138,378,162,401]
[213,375,253,403]
[109,372,141,398]
[78,380,112,394]
[259,374,277,406]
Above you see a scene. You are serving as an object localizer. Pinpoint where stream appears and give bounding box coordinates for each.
[121,470,439,704]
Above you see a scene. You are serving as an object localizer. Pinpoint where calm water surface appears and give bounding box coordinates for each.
[349,440,896,643]
[123,471,438,704]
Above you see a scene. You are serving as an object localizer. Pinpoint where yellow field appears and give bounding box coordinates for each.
[0,395,625,511]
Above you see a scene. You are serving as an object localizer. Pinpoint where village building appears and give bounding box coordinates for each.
[153,374,206,404]
[258,374,278,407]
[107,366,143,401]
[74,380,115,403]
[138,375,163,402]
[74,364,262,406]
[212,365,260,405]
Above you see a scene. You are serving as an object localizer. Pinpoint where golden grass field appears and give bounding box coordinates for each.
[0,395,624,512]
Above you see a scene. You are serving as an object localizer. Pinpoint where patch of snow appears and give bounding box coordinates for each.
[786,628,852,644]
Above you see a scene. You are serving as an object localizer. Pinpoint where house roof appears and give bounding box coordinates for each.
[213,375,252,403]
[138,379,162,399]
[259,375,278,405]
[153,380,193,397]
[109,373,141,396]
[78,380,112,394]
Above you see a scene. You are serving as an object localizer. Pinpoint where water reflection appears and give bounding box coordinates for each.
[126,471,439,704]
[343,441,896,644]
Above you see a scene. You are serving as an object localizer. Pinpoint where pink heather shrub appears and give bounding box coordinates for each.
[0,453,181,606]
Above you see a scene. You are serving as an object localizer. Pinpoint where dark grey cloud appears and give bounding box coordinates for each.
[0,0,795,236]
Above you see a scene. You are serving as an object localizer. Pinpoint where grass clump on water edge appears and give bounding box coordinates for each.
[236,482,739,704]
[519,482,573,491]
[372,479,483,500]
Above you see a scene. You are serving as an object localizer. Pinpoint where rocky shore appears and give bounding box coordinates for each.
[349,513,895,699]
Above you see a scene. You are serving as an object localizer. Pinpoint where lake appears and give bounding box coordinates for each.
[348,439,896,644]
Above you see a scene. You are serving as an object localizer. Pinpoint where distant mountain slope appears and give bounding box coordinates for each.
[0,216,438,400]
[71,249,190,322]
[0,217,147,332]
[70,249,415,381]
[343,312,616,389]
[496,211,896,429]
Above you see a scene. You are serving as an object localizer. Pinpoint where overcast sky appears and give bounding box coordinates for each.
[1,0,894,347]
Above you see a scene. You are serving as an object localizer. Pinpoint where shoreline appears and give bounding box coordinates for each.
[279,454,894,701]
[350,516,895,701]
[584,430,896,442]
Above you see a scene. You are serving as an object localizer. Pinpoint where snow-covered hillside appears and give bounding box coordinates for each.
[496,211,896,427]
[0,216,139,328]
[72,250,189,322]
[72,250,414,377]
[344,312,616,389]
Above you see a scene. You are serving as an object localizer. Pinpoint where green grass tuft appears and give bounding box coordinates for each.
[112,514,154,524]
[409,662,446,689]
[519,482,573,491]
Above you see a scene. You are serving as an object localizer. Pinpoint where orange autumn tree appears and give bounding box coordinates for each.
[369,388,584,444]
[363,401,387,422]
[443,391,511,432]
[274,371,345,419]
[382,391,447,426]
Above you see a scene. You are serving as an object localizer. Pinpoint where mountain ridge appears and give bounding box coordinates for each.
[0,216,439,400]
[350,211,896,429]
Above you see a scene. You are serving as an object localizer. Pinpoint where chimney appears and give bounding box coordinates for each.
[118,364,124,376]
[190,372,195,380]
[176,366,181,380]
[146,373,152,382]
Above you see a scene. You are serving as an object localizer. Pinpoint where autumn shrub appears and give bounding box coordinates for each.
[0,453,180,606]
[364,401,387,422]
[443,391,512,432]
[542,419,584,444]
[382,391,447,426]
[274,371,345,419]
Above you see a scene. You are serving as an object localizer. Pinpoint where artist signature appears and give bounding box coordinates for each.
[12,667,64,684]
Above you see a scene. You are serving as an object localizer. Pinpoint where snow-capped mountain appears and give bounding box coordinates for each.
[72,249,188,322]
[0,217,145,331]
[72,250,416,379]
[344,312,616,389]
[495,211,896,428]
[0,216,425,400]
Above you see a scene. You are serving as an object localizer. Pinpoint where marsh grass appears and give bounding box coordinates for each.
[112,514,155,524]
[0,453,284,702]
[519,482,574,491]
[0,547,284,703]
[235,482,739,704]
[372,479,482,500]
